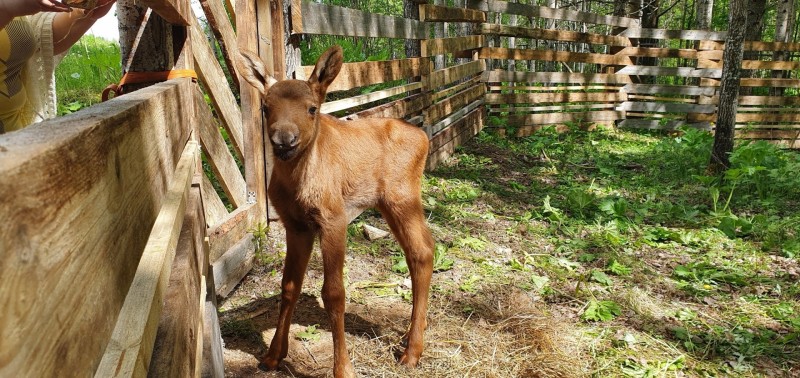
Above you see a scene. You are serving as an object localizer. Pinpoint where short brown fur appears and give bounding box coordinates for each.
[239,46,435,378]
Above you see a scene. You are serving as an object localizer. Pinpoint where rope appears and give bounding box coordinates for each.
[101,69,198,102]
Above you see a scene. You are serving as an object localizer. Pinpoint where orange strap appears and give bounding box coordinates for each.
[102,69,198,102]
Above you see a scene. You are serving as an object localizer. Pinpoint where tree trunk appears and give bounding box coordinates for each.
[740,0,767,94]
[433,0,445,70]
[403,0,420,59]
[695,0,713,30]
[639,0,659,84]
[771,0,796,96]
[709,0,747,174]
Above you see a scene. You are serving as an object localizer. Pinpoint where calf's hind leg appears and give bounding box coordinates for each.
[378,199,434,367]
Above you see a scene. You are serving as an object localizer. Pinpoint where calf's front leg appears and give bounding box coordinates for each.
[319,219,356,378]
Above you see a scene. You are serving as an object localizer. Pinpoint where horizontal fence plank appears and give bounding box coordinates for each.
[620,28,726,41]
[213,234,255,297]
[428,60,486,89]
[701,78,800,88]
[295,1,425,39]
[507,110,625,125]
[435,76,482,101]
[425,84,486,125]
[322,82,424,114]
[486,92,627,104]
[480,23,632,46]
[194,87,247,208]
[614,46,698,59]
[480,47,634,65]
[736,96,800,106]
[420,4,485,22]
[200,173,229,228]
[0,79,193,378]
[469,0,639,28]
[484,70,632,84]
[622,83,716,96]
[427,106,485,170]
[490,103,617,113]
[96,140,199,378]
[618,101,715,114]
[345,92,432,120]
[208,203,260,262]
[699,40,800,52]
[192,21,244,160]
[616,65,721,78]
[736,129,800,139]
[741,60,800,70]
[425,99,484,137]
[618,119,712,130]
[422,35,485,57]
[489,84,621,92]
[302,58,429,92]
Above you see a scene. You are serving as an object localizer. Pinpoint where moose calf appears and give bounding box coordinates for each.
[239,46,435,378]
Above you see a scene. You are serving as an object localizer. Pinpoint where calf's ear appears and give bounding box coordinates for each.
[238,50,277,95]
[308,45,343,102]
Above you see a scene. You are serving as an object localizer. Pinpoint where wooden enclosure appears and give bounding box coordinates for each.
[1,0,799,377]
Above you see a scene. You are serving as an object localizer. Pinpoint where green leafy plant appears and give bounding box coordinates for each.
[607,259,631,276]
[433,244,455,272]
[296,324,321,342]
[249,222,270,264]
[591,270,614,286]
[582,299,622,322]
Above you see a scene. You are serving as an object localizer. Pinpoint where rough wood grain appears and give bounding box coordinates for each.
[420,4,485,22]
[424,83,485,125]
[486,92,627,104]
[208,203,260,262]
[507,110,625,125]
[618,101,716,114]
[301,58,430,92]
[192,20,244,160]
[484,70,632,84]
[616,65,721,78]
[480,24,632,46]
[469,0,638,28]
[345,92,432,120]
[0,79,192,378]
[95,140,199,378]
[480,47,634,66]
[434,76,482,101]
[213,234,256,297]
[620,28,726,41]
[427,107,485,170]
[295,1,426,39]
[425,99,484,137]
[429,60,486,88]
[198,0,241,90]
[194,87,247,208]
[200,173,229,229]
[138,0,192,25]
[321,82,424,114]
[622,83,716,96]
[422,36,485,57]
[148,179,206,378]
[618,119,712,130]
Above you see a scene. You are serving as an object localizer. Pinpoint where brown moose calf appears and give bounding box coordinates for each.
[238,46,435,378]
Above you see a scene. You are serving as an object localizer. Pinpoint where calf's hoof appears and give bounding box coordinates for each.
[258,356,281,372]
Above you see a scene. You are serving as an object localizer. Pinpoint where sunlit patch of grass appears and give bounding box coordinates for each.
[55,35,121,114]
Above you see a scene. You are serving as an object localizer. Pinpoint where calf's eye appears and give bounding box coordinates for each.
[309,106,317,115]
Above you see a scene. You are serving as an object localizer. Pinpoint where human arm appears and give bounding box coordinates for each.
[51,0,114,54]
[0,0,71,29]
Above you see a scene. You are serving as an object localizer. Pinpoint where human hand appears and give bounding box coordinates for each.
[0,0,72,17]
[81,0,114,20]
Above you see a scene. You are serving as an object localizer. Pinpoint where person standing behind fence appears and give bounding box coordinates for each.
[0,0,115,133]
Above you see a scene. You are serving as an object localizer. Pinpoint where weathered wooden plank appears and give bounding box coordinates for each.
[424,83,486,125]
[618,101,715,114]
[614,46,698,59]
[200,173,229,229]
[735,113,800,123]
[295,1,426,39]
[618,119,712,130]
[616,65,721,78]
[627,95,696,103]
[429,60,486,89]
[213,234,255,297]
[425,99,484,137]
[96,140,199,378]
[489,103,617,113]
[622,83,716,96]
[480,47,634,66]
[736,96,800,106]
[202,299,225,377]
[435,76,482,101]
[736,129,800,139]
[148,179,205,378]
[484,70,632,84]
[301,58,429,92]
[322,82,424,114]
[0,79,192,378]
[480,23,632,47]
[469,0,639,28]
[620,28,726,41]
[198,0,241,90]
[194,87,247,208]
[208,203,259,262]
[426,106,485,171]
[488,85,621,92]
[420,4,485,22]
[507,110,625,125]
[486,92,627,104]
[701,77,800,88]
[422,36,485,57]
[138,0,192,25]
[700,39,800,52]
[696,50,724,60]
[192,21,244,160]
[741,60,800,70]
[345,92,432,120]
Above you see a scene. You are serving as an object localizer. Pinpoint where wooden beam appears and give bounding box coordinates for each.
[484,70,632,84]
[422,36,485,57]
[301,58,430,92]
[200,173,229,228]
[96,140,199,377]
[208,203,260,262]
[622,83,716,96]
[425,99,484,137]
[0,79,192,377]
[198,0,241,90]
[424,83,485,125]
[321,82,424,114]
[700,40,800,52]
[213,234,256,297]
[489,103,617,113]
[480,47,634,65]
[345,92,432,120]
[616,65,721,78]
[194,87,247,208]
[506,110,625,125]
[294,0,426,39]
[420,4,485,22]
[148,178,206,377]
[426,107,485,171]
[617,101,716,114]
[614,46,698,59]
[618,119,712,130]
[737,96,800,106]
[137,0,192,25]
[428,60,486,89]
[480,24,632,47]
[469,0,639,28]
[191,20,245,160]
[620,28,727,41]
[486,92,626,104]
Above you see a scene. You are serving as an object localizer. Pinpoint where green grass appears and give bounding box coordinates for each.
[54,35,121,115]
